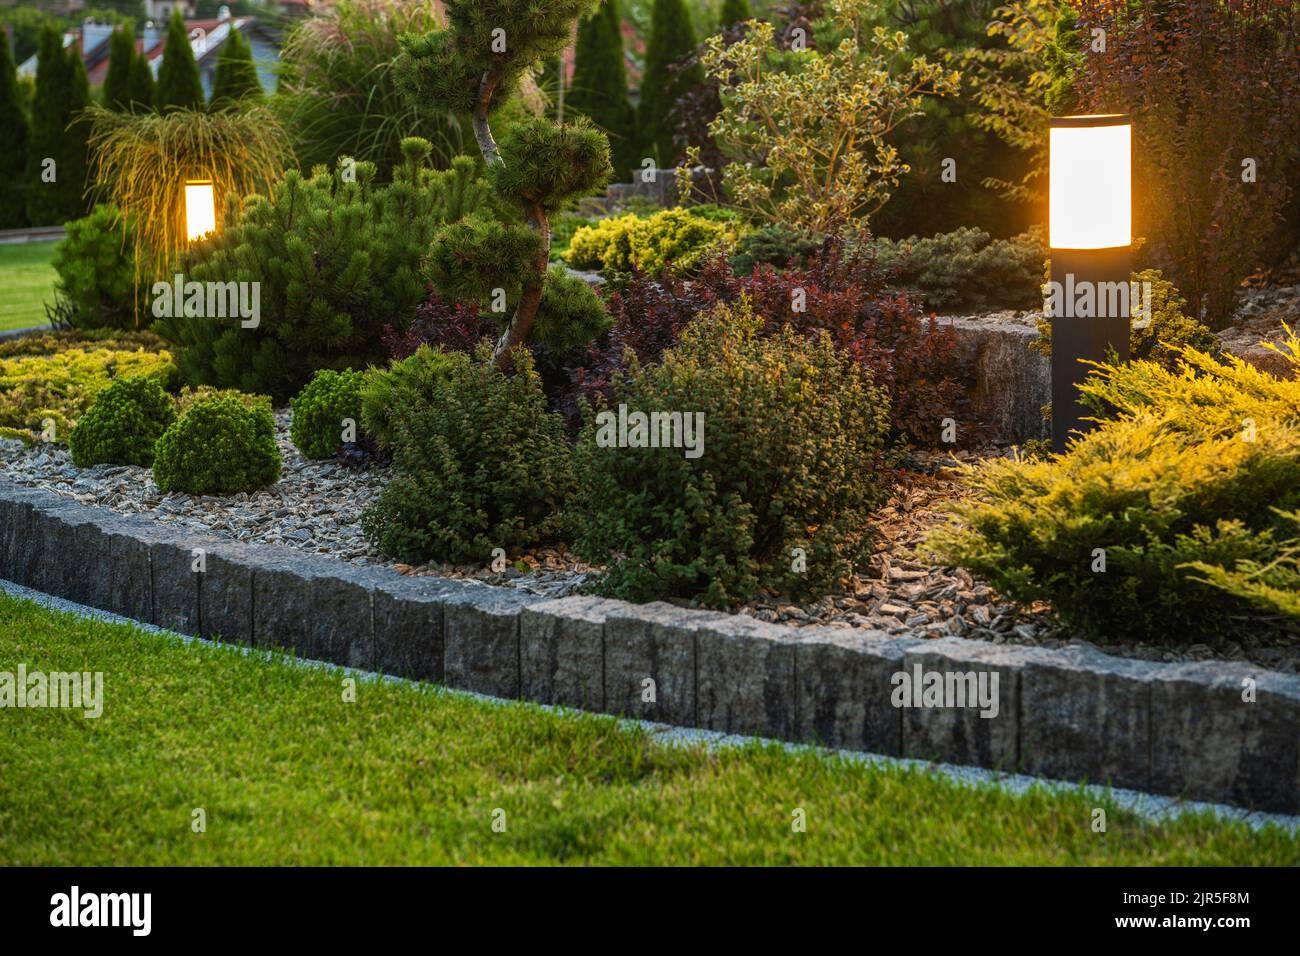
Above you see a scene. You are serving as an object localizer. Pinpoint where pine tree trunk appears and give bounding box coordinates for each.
[494,201,550,362]
[470,67,548,370]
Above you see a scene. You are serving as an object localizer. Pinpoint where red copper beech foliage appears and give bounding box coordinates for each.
[1070,0,1300,327]
[564,235,973,446]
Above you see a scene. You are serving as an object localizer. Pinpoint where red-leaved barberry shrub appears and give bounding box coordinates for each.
[382,285,500,360]
[563,235,974,446]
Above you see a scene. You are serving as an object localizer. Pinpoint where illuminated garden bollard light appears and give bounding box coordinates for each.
[1048,114,1133,452]
[184,179,217,242]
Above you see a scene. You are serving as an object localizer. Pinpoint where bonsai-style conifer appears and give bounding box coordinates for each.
[155,8,204,111]
[397,0,613,366]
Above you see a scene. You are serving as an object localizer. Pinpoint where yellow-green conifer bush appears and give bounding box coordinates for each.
[927,331,1300,643]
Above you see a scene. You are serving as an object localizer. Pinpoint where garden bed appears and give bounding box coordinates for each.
[3,408,1298,675]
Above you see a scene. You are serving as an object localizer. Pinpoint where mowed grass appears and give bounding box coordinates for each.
[0,240,59,331]
[0,591,1295,866]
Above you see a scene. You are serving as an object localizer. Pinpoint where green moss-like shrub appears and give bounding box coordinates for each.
[51,204,147,330]
[927,333,1300,643]
[565,208,735,277]
[0,329,167,360]
[359,346,458,451]
[153,394,281,494]
[572,300,893,607]
[0,347,175,443]
[290,368,365,460]
[69,375,176,468]
[874,227,1047,312]
[361,346,573,564]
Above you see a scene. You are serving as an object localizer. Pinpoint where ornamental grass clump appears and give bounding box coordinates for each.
[84,105,293,280]
[928,331,1300,643]
[573,299,892,607]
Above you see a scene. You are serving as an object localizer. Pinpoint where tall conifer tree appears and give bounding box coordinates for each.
[569,0,635,180]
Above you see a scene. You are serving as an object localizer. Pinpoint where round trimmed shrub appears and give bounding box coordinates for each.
[153,394,281,494]
[572,300,893,607]
[360,346,573,564]
[68,375,176,468]
[290,368,365,460]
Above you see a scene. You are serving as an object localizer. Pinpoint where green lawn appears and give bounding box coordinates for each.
[0,240,60,331]
[0,591,1295,866]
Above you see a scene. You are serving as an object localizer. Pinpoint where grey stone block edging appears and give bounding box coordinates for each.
[0,477,1296,813]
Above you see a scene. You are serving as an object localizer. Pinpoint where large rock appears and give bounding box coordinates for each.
[695,614,799,739]
[1150,662,1300,813]
[1019,644,1154,791]
[442,586,542,699]
[937,310,1050,443]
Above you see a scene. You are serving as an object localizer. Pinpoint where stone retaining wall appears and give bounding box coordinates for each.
[1,478,1295,812]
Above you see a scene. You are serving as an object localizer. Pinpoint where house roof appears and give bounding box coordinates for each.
[20,16,270,84]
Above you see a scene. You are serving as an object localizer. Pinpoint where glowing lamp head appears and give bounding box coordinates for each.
[184,179,217,242]
[1048,115,1131,250]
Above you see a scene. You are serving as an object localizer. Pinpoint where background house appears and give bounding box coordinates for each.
[16,6,281,99]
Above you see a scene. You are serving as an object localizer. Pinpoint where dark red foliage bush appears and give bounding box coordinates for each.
[563,235,973,446]
[382,285,500,360]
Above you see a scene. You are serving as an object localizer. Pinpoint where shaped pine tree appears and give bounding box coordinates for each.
[397,0,614,366]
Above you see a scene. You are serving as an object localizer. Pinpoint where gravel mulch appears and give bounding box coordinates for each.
[3,415,1297,673]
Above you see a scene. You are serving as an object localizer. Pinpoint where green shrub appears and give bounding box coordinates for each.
[1189,510,1300,626]
[51,204,146,330]
[359,346,457,451]
[290,369,365,460]
[729,224,824,275]
[927,334,1300,643]
[565,208,734,277]
[573,301,893,607]
[0,329,167,360]
[874,227,1046,312]
[158,138,482,402]
[0,347,175,444]
[1032,268,1222,372]
[69,376,176,468]
[176,385,273,416]
[153,394,282,495]
[361,346,573,564]
[533,266,613,353]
